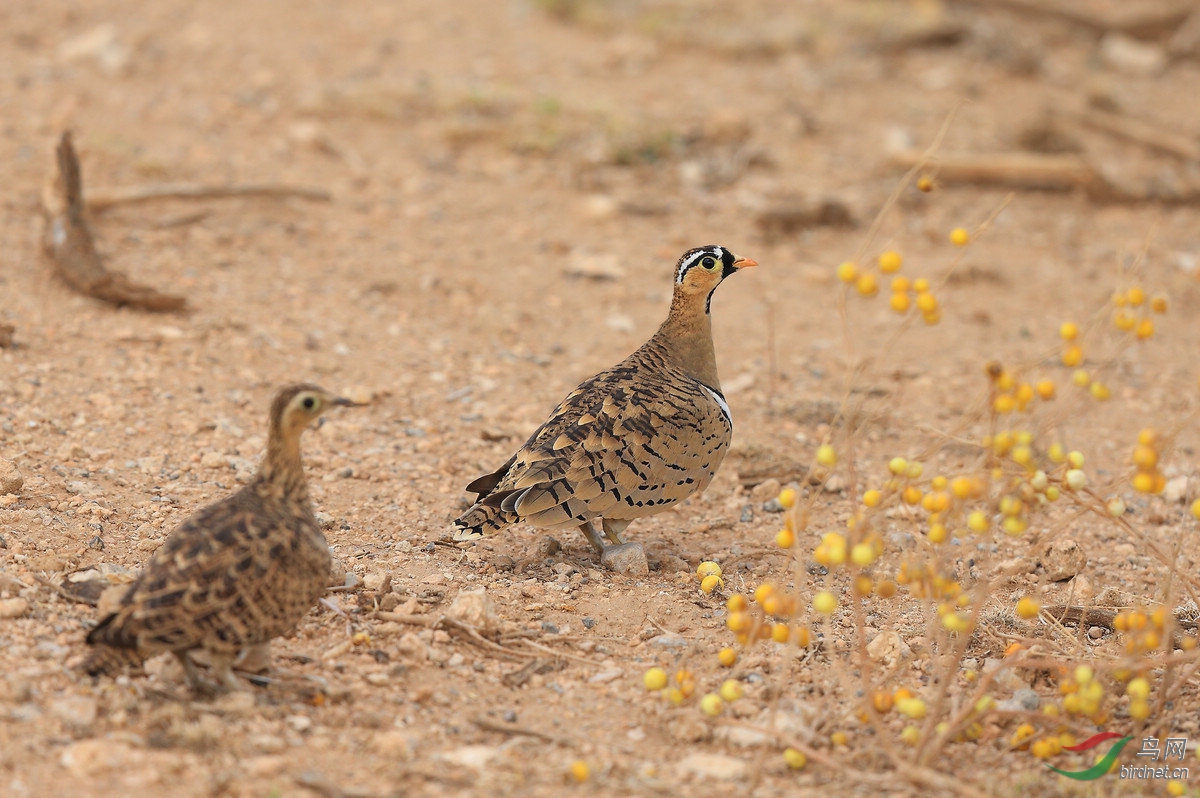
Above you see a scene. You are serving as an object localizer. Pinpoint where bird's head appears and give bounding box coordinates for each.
[672,245,757,312]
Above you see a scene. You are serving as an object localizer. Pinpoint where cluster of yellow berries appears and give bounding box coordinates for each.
[1059,664,1106,722]
[1129,427,1168,494]
[696,561,724,594]
[1113,607,1174,656]
[1056,325,1113,401]
[642,666,744,717]
[986,361,1058,414]
[1112,285,1166,340]
[836,250,940,325]
[725,584,812,647]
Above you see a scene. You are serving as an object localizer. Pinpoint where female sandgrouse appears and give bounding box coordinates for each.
[83,384,352,693]
[453,245,756,571]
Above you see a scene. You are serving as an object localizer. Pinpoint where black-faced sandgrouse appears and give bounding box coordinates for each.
[453,245,756,571]
[82,384,352,692]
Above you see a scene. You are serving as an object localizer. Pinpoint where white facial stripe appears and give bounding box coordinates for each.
[676,247,726,283]
[697,383,732,428]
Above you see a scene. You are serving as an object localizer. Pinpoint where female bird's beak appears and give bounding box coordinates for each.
[732,257,758,270]
[332,397,356,407]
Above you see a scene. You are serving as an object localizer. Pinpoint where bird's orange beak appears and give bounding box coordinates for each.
[732,257,758,269]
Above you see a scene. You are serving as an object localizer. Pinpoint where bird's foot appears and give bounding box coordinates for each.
[600,542,649,575]
[235,642,272,674]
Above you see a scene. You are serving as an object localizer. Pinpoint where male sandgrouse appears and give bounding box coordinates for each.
[83,384,352,693]
[453,245,756,570]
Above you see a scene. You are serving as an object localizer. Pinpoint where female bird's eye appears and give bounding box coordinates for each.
[302,397,316,410]
[701,256,717,269]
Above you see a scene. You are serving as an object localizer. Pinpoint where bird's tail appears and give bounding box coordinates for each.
[80,643,144,677]
[452,497,520,542]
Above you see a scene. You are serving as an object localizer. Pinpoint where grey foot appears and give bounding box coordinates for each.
[174,650,244,696]
[600,542,649,575]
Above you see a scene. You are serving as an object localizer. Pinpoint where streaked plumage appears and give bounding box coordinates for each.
[82,384,351,692]
[454,245,756,563]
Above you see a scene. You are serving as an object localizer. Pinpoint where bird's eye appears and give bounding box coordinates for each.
[701,256,717,269]
[302,397,316,410]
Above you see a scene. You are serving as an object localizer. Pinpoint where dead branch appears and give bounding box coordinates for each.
[40,132,187,312]
[889,149,1096,190]
[470,715,571,745]
[953,0,1191,38]
[1062,107,1200,161]
[85,182,331,213]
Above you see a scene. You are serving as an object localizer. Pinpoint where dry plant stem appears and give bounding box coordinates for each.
[470,715,570,745]
[888,150,1095,190]
[952,0,1191,37]
[373,611,443,627]
[1063,107,1200,161]
[41,132,188,312]
[85,183,332,212]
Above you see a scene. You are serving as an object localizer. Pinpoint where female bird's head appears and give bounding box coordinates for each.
[269,384,354,441]
[672,245,757,313]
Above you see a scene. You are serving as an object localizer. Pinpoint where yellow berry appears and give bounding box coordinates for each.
[1129,698,1150,721]
[719,679,743,702]
[949,476,973,499]
[1151,296,1168,314]
[726,612,751,633]
[1016,596,1041,619]
[856,273,879,297]
[862,489,882,508]
[900,725,920,746]
[1065,469,1087,491]
[897,697,927,719]
[890,292,911,313]
[1071,369,1090,387]
[1002,516,1027,536]
[1045,486,1061,501]
[1059,322,1079,341]
[1089,382,1110,401]
[1167,779,1186,797]
[993,394,1015,414]
[1067,451,1085,468]
[915,292,938,314]
[1136,318,1154,340]
[1126,286,1146,306]
[718,647,737,667]
[1106,497,1126,517]
[664,687,685,706]
[644,667,668,691]
[778,487,797,509]
[1011,445,1033,467]
[816,444,837,467]
[1036,379,1056,399]
[726,594,748,613]
[569,760,590,783]
[912,277,930,293]
[700,574,723,594]
[1062,345,1083,367]
[1074,664,1094,685]
[902,486,922,506]
[830,731,848,746]
[1192,498,1200,520]
[812,591,838,615]
[697,561,722,579]
[879,250,903,273]
[967,511,989,533]
[949,227,969,246]
[927,523,947,544]
[775,528,795,549]
[1126,677,1150,700]
[890,276,911,294]
[888,457,908,475]
[850,543,876,566]
[754,583,775,604]
[876,580,897,599]
[699,693,723,717]
[837,261,858,283]
[783,748,807,770]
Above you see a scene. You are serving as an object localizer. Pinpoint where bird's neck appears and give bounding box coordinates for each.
[256,428,311,503]
[652,291,720,389]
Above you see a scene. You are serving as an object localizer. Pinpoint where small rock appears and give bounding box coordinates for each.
[1063,574,1093,603]
[0,458,24,495]
[200,452,227,469]
[363,572,387,592]
[676,752,749,781]
[441,745,499,769]
[601,542,649,575]
[588,668,623,684]
[866,630,911,668]
[997,687,1040,713]
[48,696,97,730]
[448,587,499,634]
[1040,539,1086,582]
[541,621,560,634]
[537,537,562,557]
[1163,476,1188,504]
[749,479,781,503]
[397,632,430,662]
[1088,626,1105,640]
[328,558,347,587]
[0,598,30,619]
[649,634,688,648]
[1099,33,1167,77]
[582,617,596,629]
[371,730,418,760]
[713,726,771,747]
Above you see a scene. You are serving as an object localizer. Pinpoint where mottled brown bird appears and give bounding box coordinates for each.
[83,384,352,692]
[453,245,756,568]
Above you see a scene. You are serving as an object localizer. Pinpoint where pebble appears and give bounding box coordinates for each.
[1099,32,1167,76]
[1040,539,1086,581]
[1163,476,1188,504]
[588,668,623,684]
[648,634,688,648]
[600,543,649,576]
[582,617,596,629]
[441,745,499,770]
[48,696,97,730]
[200,452,228,469]
[866,630,911,667]
[448,587,499,633]
[0,458,23,495]
[1088,626,1105,640]
[749,478,780,503]
[676,752,749,780]
[0,598,30,619]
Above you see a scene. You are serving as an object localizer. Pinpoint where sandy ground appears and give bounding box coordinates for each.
[3,1,1200,795]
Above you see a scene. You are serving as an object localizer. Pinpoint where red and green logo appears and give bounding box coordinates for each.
[1046,732,1133,780]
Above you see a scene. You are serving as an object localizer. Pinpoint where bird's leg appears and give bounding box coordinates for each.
[175,651,220,696]
[577,520,608,554]
[601,518,630,545]
[235,642,272,674]
[209,651,245,693]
